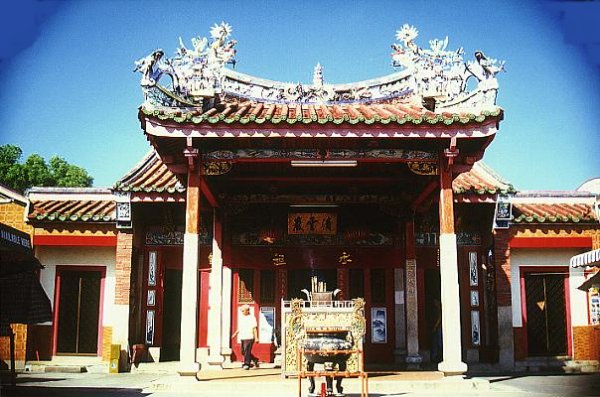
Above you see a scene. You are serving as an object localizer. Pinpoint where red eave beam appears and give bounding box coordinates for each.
[34,235,117,247]
[509,236,592,249]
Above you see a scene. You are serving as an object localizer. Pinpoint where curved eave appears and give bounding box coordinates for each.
[140,111,502,139]
[29,216,116,224]
[140,105,502,126]
[511,216,598,225]
[130,192,186,203]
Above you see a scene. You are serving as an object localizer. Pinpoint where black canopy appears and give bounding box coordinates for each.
[0,224,52,336]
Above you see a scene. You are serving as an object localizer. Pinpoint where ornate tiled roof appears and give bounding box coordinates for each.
[135,22,504,115]
[453,162,516,196]
[114,150,185,194]
[512,202,598,224]
[27,188,116,223]
[136,23,505,132]
[510,192,599,224]
[140,100,502,128]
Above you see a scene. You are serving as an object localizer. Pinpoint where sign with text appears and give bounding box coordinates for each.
[287,213,337,235]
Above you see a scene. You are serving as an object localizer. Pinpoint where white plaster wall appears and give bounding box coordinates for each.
[510,248,583,327]
[35,246,116,326]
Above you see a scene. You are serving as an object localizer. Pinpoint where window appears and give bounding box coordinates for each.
[349,269,364,299]
[371,269,386,304]
[260,270,275,303]
[238,269,254,302]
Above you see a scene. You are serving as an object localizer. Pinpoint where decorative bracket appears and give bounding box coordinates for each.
[443,136,459,170]
[408,162,438,176]
[183,137,199,171]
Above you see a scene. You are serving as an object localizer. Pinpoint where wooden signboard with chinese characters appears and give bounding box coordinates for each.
[288,213,337,235]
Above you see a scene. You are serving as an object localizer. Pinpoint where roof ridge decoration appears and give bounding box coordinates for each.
[392,25,504,110]
[135,23,504,111]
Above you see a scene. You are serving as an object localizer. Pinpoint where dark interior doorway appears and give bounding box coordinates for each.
[161,269,182,361]
[525,272,567,356]
[56,269,101,355]
[425,269,441,356]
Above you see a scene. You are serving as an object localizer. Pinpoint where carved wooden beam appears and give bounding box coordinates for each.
[410,179,438,213]
[201,179,219,208]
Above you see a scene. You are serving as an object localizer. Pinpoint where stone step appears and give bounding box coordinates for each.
[44,365,87,373]
[515,359,600,373]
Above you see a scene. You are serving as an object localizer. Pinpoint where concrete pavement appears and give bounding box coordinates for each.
[1,368,600,397]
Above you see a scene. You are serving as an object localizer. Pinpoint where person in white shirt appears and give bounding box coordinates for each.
[231,304,259,369]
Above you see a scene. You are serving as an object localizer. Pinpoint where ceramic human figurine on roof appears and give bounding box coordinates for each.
[135,22,503,111]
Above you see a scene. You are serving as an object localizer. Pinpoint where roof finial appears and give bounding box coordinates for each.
[313,63,324,87]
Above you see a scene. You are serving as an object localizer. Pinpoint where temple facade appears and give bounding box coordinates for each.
[8,23,599,375]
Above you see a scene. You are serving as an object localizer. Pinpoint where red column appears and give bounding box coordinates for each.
[179,170,201,374]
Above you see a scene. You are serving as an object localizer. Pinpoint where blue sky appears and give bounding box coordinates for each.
[0,0,598,191]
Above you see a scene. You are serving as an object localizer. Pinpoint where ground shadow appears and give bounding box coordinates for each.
[0,386,150,397]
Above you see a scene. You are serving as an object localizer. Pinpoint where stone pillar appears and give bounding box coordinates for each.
[394,270,406,357]
[114,230,133,368]
[206,208,224,369]
[404,220,421,367]
[179,171,201,375]
[221,266,233,365]
[437,165,467,375]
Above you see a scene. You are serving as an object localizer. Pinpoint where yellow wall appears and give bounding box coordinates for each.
[0,200,31,364]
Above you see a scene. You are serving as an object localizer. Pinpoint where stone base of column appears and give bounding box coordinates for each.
[405,354,423,370]
[274,347,282,367]
[204,352,225,370]
[393,348,407,363]
[221,347,232,366]
[438,359,468,375]
[178,361,201,376]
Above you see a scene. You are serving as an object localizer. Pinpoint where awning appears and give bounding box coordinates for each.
[570,248,600,268]
[578,271,600,291]
[0,257,53,336]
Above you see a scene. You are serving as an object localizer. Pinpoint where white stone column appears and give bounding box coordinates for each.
[437,161,467,375]
[206,209,224,369]
[438,233,467,374]
[179,171,201,375]
[221,266,233,365]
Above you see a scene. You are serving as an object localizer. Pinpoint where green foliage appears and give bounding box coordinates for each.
[0,144,94,193]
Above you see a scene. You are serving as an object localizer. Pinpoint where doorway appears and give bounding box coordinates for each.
[160,269,182,361]
[56,268,103,355]
[524,272,567,356]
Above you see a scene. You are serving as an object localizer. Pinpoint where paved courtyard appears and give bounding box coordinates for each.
[1,370,600,397]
